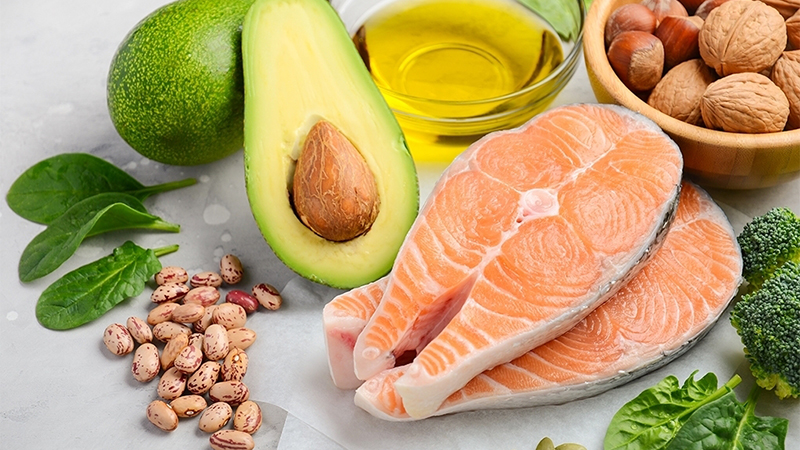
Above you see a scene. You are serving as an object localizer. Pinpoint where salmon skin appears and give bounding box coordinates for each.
[324,182,742,420]
[324,278,387,389]
[351,104,684,418]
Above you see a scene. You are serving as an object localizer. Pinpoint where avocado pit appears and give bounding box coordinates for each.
[292,120,380,242]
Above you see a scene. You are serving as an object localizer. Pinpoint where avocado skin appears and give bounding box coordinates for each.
[108,0,255,166]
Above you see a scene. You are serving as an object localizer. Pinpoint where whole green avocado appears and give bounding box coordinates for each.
[108,0,255,166]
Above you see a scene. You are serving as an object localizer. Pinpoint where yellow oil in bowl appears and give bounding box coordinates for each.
[348,0,579,162]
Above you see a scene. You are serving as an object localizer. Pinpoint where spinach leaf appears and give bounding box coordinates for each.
[35,241,178,330]
[604,372,742,450]
[6,153,195,224]
[665,388,788,450]
[18,193,180,282]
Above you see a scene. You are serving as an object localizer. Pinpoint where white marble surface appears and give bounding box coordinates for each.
[1,0,798,449]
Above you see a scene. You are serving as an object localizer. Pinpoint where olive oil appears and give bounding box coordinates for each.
[354,0,565,128]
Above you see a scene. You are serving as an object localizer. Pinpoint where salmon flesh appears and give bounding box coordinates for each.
[345,104,685,418]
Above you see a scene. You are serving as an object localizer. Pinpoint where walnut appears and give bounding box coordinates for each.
[759,0,800,19]
[699,0,787,76]
[648,59,717,125]
[788,10,800,50]
[771,51,800,129]
[701,72,790,133]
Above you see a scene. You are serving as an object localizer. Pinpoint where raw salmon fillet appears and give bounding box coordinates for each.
[324,278,388,389]
[352,104,684,418]
[340,182,742,420]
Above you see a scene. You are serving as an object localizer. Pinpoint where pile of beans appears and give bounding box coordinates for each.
[102,254,282,450]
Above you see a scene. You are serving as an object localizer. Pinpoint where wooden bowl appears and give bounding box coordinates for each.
[583,0,800,190]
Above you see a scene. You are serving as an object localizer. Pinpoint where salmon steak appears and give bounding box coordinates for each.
[351,104,684,418]
[346,181,742,420]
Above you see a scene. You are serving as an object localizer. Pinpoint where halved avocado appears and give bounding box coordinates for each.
[242,0,419,289]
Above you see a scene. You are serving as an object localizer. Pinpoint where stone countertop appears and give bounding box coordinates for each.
[1,1,798,449]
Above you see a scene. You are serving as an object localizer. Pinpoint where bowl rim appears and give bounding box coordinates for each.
[584,0,800,148]
[346,0,587,107]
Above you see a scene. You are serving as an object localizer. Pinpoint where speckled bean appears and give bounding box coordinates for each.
[226,327,257,350]
[103,323,134,356]
[170,394,207,418]
[203,324,229,361]
[153,321,192,342]
[184,286,221,307]
[226,290,259,314]
[209,380,249,405]
[147,302,179,325]
[157,367,187,401]
[252,283,282,310]
[126,316,152,344]
[187,361,220,395]
[199,402,233,433]
[171,303,205,324]
[131,343,160,383]
[188,332,204,349]
[209,429,254,450]
[191,271,223,288]
[212,303,247,330]
[193,304,216,334]
[233,401,262,434]
[150,282,190,303]
[146,400,178,432]
[220,254,244,285]
[174,344,203,374]
[220,347,248,382]
[160,333,189,370]
[155,266,189,285]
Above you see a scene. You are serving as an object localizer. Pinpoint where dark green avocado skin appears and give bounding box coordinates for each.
[108,0,255,166]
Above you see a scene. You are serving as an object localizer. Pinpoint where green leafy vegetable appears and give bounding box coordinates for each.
[18,193,180,282]
[665,388,788,450]
[604,372,742,450]
[6,153,195,224]
[35,241,178,330]
[518,0,587,41]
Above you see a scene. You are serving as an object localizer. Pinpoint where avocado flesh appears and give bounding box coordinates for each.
[242,0,419,289]
[108,0,255,166]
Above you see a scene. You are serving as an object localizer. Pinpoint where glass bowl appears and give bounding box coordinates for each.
[332,0,586,163]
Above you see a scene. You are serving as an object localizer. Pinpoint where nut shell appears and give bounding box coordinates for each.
[604,3,658,46]
[701,72,790,133]
[655,15,704,69]
[607,30,665,92]
[642,0,689,23]
[771,51,800,129]
[648,59,717,125]
[787,10,800,49]
[699,0,787,76]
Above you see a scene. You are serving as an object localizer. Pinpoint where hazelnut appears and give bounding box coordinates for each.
[699,0,787,76]
[695,0,730,19]
[605,4,658,46]
[678,0,706,14]
[655,15,704,69]
[771,51,800,129]
[641,0,689,24]
[608,31,665,92]
[787,10,800,50]
[648,59,717,125]
[701,72,790,133]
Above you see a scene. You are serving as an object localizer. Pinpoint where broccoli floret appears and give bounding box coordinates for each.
[737,207,800,290]
[731,261,800,399]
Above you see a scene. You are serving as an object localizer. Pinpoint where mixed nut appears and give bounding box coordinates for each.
[605,0,799,132]
[101,254,281,450]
